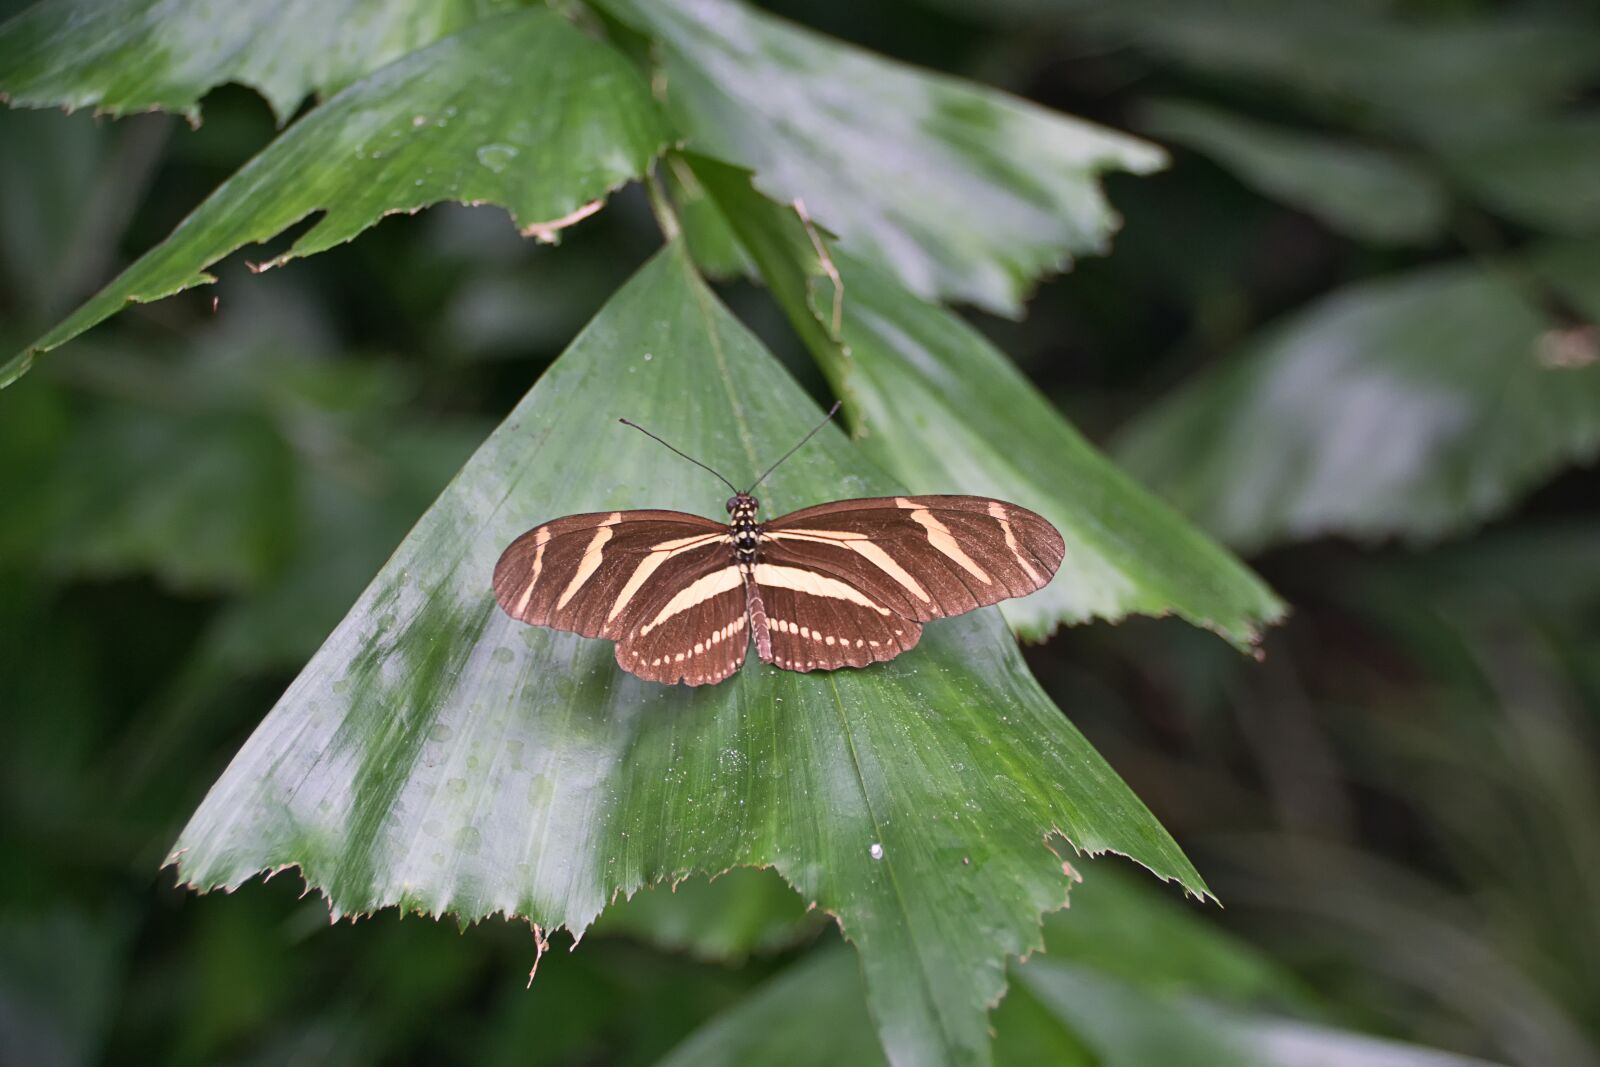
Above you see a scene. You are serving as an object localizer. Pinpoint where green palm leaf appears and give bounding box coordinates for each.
[0,9,670,387]
[169,243,1204,1067]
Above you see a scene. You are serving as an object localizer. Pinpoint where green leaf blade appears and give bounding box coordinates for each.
[1432,115,1600,236]
[687,156,1284,648]
[1138,98,1449,246]
[595,0,1165,317]
[1114,251,1600,550]
[171,244,1204,1067]
[594,868,818,962]
[3,9,671,388]
[0,0,513,123]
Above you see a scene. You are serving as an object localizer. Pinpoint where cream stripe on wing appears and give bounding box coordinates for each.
[895,497,991,583]
[766,530,930,603]
[607,532,724,623]
[640,566,744,633]
[987,501,1043,585]
[511,526,554,616]
[555,512,620,609]
[753,563,891,614]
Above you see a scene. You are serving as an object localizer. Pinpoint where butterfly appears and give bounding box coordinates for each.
[493,403,1065,686]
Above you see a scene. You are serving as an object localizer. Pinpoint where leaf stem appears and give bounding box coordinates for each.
[645,166,682,244]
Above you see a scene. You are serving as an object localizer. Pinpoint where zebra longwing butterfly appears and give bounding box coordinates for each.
[493,404,1065,686]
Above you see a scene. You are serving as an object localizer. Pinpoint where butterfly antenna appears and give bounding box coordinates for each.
[746,401,842,493]
[618,418,740,494]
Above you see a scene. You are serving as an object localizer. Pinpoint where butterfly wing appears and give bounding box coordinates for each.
[493,495,1065,684]
[493,509,728,639]
[494,509,751,685]
[613,565,751,686]
[761,494,1064,623]
[748,559,921,673]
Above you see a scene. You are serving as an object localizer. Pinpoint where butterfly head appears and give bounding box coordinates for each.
[726,492,760,518]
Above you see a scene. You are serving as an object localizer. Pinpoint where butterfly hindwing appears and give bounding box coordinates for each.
[762,495,1064,622]
[748,561,920,673]
[615,569,749,685]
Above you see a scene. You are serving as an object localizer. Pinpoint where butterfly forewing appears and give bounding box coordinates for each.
[493,510,726,639]
[762,495,1065,621]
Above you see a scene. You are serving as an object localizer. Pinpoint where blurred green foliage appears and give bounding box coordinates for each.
[1,0,1598,1065]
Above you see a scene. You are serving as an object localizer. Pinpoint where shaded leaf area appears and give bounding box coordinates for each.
[1367,522,1600,625]
[1431,114,1600,236]
[1033,864,1316,1011]
[594,0,1164,318]
[650,861,1493,1067]
[1014,961,1503,1067]
[0,909,129,1067]
[0,352,298,591]
[2,9,670,387]
[1027,0,1600,135]
[33,400,295,591]
[1007,961,1251,1067]
[652,949,899,1067]
[169,245,1204,1067]
[687,157,1282,646]
[593,868,820,962]
[0,0,511,123]
[1137,99,1447,246]
[1054,526,1600,1067]
[1207,837,1575,1067]
[1221,1018,1505,1067]
[0,317,481,640]
[0,298,488,820]
[1114,246,1600,550]
[0,107,169,324]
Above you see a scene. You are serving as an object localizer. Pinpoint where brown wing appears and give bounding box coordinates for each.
[493,510,728,639]
[761,495,1064,622]
[748,562,919,673]
[615,568,749,686]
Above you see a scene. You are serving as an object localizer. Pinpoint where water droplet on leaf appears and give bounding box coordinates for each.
[476,143,518,173]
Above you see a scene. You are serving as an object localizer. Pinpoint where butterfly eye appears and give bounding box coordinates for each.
[747,497,759,512]
[726,496,739,513]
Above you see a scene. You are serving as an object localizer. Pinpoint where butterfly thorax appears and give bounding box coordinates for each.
[726,492,762,564]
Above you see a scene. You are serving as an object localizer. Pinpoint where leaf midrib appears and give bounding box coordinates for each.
[676,235,961,1061]
[826,670,960,1062]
